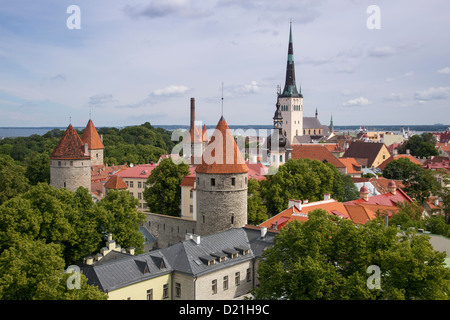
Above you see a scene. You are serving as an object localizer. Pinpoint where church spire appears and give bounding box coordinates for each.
[281,21,302,98]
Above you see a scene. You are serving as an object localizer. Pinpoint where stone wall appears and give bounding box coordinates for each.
[145,212,196,248]
[50,159,91,192]
[196,172,248,236]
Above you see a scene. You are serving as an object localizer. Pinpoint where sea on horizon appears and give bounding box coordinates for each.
[0,124,448,139]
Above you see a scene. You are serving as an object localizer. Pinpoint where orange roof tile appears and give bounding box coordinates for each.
[378,154,422,170]
[196,116,248,174]
[81,119,104,150]
[50,124,91,160]
[104,175,128,190]
[339,157,362,174]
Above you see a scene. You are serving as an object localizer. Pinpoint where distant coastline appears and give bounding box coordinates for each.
[0,124,449,139]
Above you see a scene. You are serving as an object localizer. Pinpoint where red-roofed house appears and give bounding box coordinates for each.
[115,164,158,210]
[291,144,347,174]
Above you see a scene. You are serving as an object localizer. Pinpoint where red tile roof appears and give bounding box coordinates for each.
[195,116,248,174]
[115,164,158,179]
[291,144,346,168]
[339,157,362,174]
[104,175,128,190]
[81,119,104,150]
[50,124,91,160]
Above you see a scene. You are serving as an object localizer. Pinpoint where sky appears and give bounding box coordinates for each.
[0,0,449,128]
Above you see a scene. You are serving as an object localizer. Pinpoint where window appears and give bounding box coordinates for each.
[58,161,61,167]
[175,283,181,298]
[223,276,229,290]
[203,215,205,223]
[247,268,251,282]
[138,181,142,188]
[211,178,215,186]
[129,181,134,188]
[235,272,240,286]
[190,190,193,198]
[163,284,169,299]
[190,205,193,213]
[70,161,73,166]
[63,182,66,188]
[138,192,142,200]
[147,289,153,300]
[231,177,235,186]
[231,215,234,224]
[212,280,217,295]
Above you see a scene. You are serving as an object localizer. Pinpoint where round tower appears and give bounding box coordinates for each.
[50,124,91,192]
[81,119,104,166]
[195,116,248,236]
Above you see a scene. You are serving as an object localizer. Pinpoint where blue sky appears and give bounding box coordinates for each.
[0,0,449,128]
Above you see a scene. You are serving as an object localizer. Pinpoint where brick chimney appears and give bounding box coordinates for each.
[190,97,195,129]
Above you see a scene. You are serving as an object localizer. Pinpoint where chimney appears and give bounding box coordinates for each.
[303,199,309,204]
[192,234,201,245]
[190,97,195,129]
[434,198,440,207]
[406,149,410,155]
[360,185,369,201]
[128,247,135,255]
[324,193,331,201]
[393,148,398,156]
[85,256,94,265]
[185,233,193,241]
[261,227,267,238]
[288,199,302,211]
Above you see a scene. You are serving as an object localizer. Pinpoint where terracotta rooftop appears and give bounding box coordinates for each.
[291,144,346,168]
[339,157,362,174]
[104,175,128,190]
[81,119,104,150]
[115,163,158,179]
[50,124,91,160]
[195,116,248,174]
[342,141,387,168]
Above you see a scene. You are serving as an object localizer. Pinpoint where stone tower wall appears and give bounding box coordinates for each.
[50,159,91,192]
[195,172,247,236]
[89,149,103,166]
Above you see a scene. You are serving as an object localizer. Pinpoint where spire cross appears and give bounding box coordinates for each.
[221,82,224,117]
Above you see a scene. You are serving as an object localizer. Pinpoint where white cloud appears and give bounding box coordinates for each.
[236,81,260,95]
[384,93,403,101]
[368,46,397,57]
[89,94,117,106]
[151,85,190,97]
[438,67,450,74]
[414,86,450,101]
[343,97,372,107]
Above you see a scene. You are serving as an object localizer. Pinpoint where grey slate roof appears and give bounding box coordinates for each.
[80,250,171,292]
[303,117,323,129]
[160,228,255,277]
[80,227,276,293]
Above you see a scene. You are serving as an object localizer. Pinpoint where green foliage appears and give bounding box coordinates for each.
[98,190,146,253]
[25,152,50,185]
[0,155,30,205]
[383,157,440,203]
[247,179,268,225]
[260,159,359,215]
[253,209,450,300]
[398,133,438,158]
[0,238,107,300]
[143,158,190,217]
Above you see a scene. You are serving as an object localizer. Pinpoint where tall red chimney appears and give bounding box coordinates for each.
[190,97,195,129]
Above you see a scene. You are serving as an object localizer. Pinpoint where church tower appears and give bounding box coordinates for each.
[195,116,248,236]
[81,119,104,166]
[266,93,291,167]
[278,21,304,144]
[50,124,91,192]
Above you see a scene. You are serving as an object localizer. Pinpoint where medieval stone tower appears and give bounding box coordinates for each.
[50,124,91,192]
[81,119,104,166]
[195,116,248,236]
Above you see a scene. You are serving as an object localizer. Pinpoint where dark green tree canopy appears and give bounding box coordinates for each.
[143,158,190,217]
[253,209,450,300]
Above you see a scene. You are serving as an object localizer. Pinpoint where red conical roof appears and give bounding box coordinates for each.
[104,175,128,190]
[50,124,91,160]
[195,116,248,174]
[81,119,104,150]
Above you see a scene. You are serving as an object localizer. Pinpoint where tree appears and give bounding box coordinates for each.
[383,157,440,203]
[261,159,355,215]
[25,152,50,185]
[0,155,29,205]
[98,189,146,252]
[143,158,190,217]
[0,238,107,300]
[247,178,268,225]
[398,133,438,158]
[252,209,450,300]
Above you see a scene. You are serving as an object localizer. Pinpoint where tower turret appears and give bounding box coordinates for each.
[50,124,91,192]
[195,116,248,236]
[81,119,104,166]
